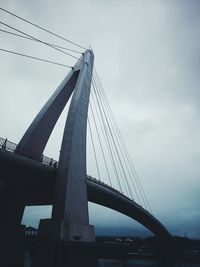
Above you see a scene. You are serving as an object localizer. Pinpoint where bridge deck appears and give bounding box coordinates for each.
[0,139,171,239]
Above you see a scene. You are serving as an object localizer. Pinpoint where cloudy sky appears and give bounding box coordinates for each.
[0,0,200,238]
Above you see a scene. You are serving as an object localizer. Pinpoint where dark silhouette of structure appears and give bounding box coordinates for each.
[25,226,38,236]
[0,50,171,266]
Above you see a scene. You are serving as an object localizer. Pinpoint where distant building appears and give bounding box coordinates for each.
[25,226,38,237]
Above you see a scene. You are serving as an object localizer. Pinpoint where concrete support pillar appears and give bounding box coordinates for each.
[51,50,95,241]
[15,68,80,161]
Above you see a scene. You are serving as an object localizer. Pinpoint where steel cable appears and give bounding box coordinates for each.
[0,7,87,50]
[0,22,85,63]
[0,48,72,68]
[0,28,83,54]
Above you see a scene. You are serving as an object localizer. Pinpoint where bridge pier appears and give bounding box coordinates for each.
[51,220,95,241]
[51,50,95,242]
[37,217,95,242]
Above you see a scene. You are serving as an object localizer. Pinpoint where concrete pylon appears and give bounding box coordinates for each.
[51,50,95,241]
[15,61,81,160]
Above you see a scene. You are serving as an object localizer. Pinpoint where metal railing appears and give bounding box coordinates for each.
[87,175,131,200]
[0,137,137,204]
[0,137,57,168]
[87,175,146,210]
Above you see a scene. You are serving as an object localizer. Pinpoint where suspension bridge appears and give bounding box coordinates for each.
[0,7,172,266]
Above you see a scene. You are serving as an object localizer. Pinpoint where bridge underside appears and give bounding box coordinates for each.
[0,149,171,240]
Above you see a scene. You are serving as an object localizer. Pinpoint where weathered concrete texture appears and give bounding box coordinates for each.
[38,218,95,242]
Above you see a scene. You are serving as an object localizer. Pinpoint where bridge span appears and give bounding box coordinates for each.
[0,19,172,266]
[0,141,171,240]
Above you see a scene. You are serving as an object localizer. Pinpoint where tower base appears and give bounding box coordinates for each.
[38,218,95,242]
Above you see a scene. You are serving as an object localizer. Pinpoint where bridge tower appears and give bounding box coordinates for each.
[51,49,95,241]
[16,49,95,241]
[0,48,172,266]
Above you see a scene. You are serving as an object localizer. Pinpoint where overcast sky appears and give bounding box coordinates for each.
[0,0,200,238]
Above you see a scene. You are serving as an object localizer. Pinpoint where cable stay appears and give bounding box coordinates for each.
[92,76,133,199]
[0,29,83,54]
[93,71,140,202]
[87,67,153,213]
[92,80,125,194]
[87,118,101,181]
[90,92,122,190]
[92,77,133,199]
[0,7,87,50]
[0,21,85,63]
[93,69,150,210]
[91,85,123,193]
[96,68,152,212]
[89,101,112,186]
[0,48,72,68]
[91,80,123,194]
[94,68,152,213]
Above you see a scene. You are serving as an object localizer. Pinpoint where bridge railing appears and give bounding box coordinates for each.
[0,137,145,208]
[87,175,131,201]
[0,137,57,168]
[87,176,148,212]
